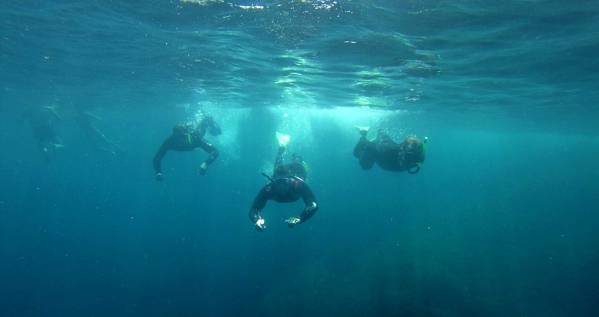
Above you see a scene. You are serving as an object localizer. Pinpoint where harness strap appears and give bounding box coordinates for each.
[261,173,274,183]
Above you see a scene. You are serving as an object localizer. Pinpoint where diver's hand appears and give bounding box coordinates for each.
[199,162,208,175]
[255,218,266,232]
[285,217,301,228]
[155,172,164,182]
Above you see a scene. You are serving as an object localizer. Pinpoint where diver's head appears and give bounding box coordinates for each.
[404,135,422,151]
[403,135,425,163]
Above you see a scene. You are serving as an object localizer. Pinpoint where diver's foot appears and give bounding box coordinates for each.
[355,126,369,137]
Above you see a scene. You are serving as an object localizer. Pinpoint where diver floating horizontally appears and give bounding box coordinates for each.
[249,132,318,231]
[353,127,427,174]
[153,111,221,181]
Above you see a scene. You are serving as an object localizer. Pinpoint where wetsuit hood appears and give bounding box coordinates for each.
[403,136,425,164]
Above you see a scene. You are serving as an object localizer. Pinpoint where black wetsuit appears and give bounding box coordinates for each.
[249,149,318,224]
[353,133,424,173]
[153,121,219,174]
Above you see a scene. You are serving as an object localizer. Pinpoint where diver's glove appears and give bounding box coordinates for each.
[155,172,164,182]
[255,218,266,232]
[285,217,301,228]
[199,162,208,175]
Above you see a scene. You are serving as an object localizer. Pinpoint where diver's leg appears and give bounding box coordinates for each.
[354,139,376,170]
[353,136,371,158]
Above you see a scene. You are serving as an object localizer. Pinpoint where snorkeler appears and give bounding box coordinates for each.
[153,111,221,181]
[21,104,64,161]
[353,127,427,174]
[249,132,318,231]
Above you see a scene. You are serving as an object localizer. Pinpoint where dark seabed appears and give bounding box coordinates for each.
[1,1,599,316]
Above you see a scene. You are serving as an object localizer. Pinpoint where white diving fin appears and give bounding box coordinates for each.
[276,132,291,147]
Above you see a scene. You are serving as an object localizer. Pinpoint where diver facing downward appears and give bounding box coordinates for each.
[153,111,221,181]
[249,132,318,231]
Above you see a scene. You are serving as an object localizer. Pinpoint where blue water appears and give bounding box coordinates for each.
[1,1,599,316]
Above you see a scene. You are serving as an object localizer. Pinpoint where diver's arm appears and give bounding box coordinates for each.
[153,138,172,174]
[249,186,271,231]
[298,182,318,223]
[249,207,263,224]
[197,140,219,173]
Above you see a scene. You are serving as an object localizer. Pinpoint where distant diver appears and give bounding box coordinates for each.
[249,132,318,231]
[153,110,221,181]
[21,104,64,161]
[353,127,427,174]
[75,108,122,156]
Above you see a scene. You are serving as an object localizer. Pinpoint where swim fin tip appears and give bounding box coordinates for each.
[276,132,291,146]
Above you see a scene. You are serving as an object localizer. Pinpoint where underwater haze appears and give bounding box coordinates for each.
[1,1,599,316]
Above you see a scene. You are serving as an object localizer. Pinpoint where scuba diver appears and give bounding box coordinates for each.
[353,127,427,174]
[249,132,318,232]
[153,111,221,181]
[75,108,122,156]
[21,105,64,161]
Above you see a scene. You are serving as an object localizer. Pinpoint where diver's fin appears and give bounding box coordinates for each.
[276,132,291,147]
[354,126,370,137]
